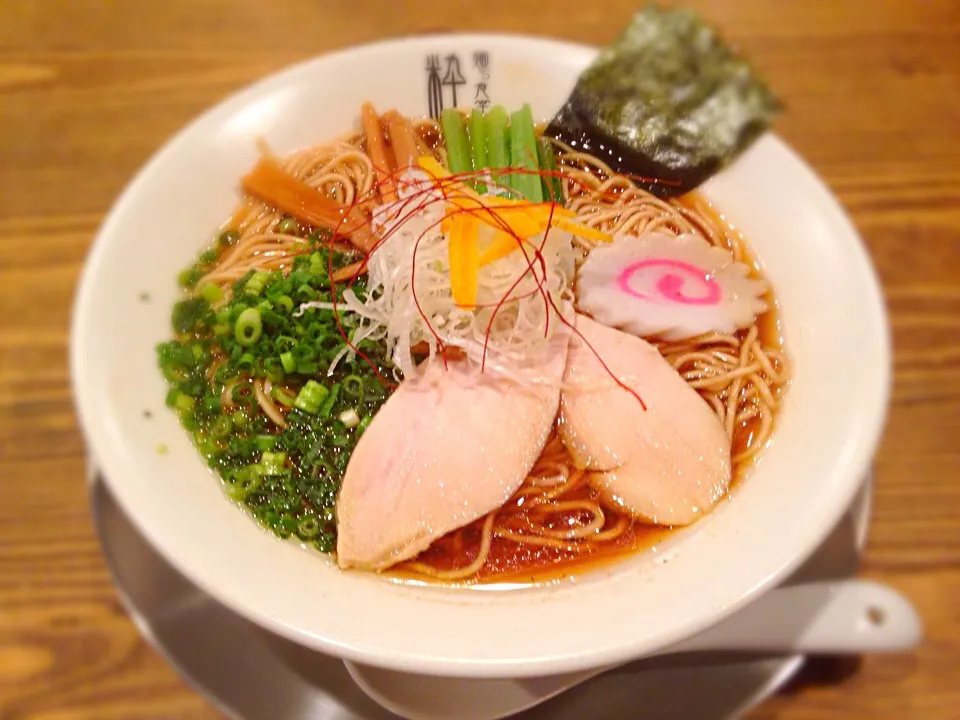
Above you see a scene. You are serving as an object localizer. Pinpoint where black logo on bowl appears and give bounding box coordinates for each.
[474,51,491,111]
[426,55,443,119]
[441,54,467,107]
[425,51,491,117]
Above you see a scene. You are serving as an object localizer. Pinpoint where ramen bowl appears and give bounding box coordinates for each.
[70,34,890,678]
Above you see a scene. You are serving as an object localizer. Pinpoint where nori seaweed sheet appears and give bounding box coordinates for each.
[545,4,781,198]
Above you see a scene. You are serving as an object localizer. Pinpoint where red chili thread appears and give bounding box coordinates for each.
[304,157,649,409]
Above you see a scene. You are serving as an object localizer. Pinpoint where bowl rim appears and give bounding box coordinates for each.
[70,32,892,677]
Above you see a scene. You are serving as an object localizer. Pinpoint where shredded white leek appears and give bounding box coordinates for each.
[342,170,575,382]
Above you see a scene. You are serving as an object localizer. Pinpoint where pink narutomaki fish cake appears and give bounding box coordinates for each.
[576,231,768,341]
[559,314,732,526]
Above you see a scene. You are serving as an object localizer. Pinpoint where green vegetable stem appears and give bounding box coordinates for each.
[508,104,542,202]
[440,108,472,177]
[484,105,510,186]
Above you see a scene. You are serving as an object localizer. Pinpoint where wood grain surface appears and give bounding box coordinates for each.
[1,0,958,718]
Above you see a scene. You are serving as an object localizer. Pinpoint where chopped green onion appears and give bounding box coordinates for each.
[318,382,340,417]
[342,374,365,400]
[260,451,287,474]
[217,229,240,247]
[227,469,261,500]
[164,387,180,407]
[198,283,222,303]
[338,407,361,428]
[275,216,299,235]
[232,268,256,294]
[357,414,373,434]
[294,380,329,414]
[296,361,319,375]
[272,387,296,407]
[177,267,203,289]
[171,297,209,334]
[297,516,320,539]
[308,251,327,270]
[158,341,194,368]
[254,434,277,451]
[319,333,341,354]
[275,295,294,313]
[173,393,195,412]
[234,308,262,346]
[158,241,396,557]
[181,377,205,397]
[244,270,270,297]
[197,436,220,459]
[295,283,316,301]
[311,323,333,343]
[275,335,297,353]
[210,415,233,438]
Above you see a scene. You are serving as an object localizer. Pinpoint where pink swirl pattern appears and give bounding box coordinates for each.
[616,258,722,306]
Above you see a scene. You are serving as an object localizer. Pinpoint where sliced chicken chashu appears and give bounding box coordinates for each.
[336,348,566,571]
[559,314,731,526]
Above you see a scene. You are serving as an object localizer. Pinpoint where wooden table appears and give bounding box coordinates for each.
[1,0,957,717]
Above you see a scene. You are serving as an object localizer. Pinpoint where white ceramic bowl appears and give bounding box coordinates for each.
[70,34,890,678]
